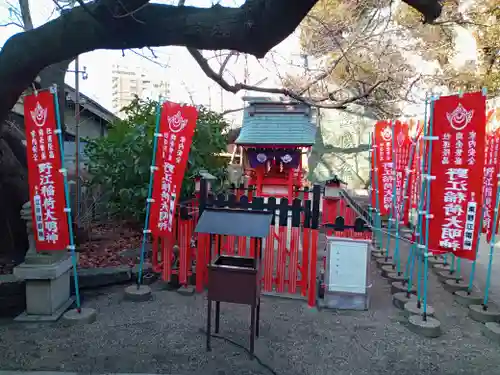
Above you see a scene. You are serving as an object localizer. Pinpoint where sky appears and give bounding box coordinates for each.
[0,0,480,124]
[0,0,304,126]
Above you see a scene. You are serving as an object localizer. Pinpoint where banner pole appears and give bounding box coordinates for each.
[483,173,500,308]
[368,135,375,245]
[468,207,484,292]
[422,96,438,320]
[52,85,81,312]
[394,135,416,275]
[372,134,383,249]
[137,101,163,288]
[405,96,430,290]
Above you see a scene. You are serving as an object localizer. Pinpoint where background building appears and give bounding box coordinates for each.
[111,64,169,116]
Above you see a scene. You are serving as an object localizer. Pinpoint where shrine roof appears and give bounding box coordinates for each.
[235,101,316,146]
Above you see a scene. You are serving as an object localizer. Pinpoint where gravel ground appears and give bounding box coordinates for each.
[1,237,500,375]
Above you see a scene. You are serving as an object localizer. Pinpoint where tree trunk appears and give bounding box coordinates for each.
[0,60,69,266]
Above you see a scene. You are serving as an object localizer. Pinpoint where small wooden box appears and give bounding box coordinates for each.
[208,255,260,305]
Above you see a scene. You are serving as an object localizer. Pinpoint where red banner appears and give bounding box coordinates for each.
[149,102,198,237]
[482,128,500,242]
[394,121,410,223]
[372,120,393,216]
[426,92,486,260]
[24,91,70,251]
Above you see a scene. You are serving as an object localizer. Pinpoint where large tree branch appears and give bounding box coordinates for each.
[0,0,318,123]
[188,48,387,109]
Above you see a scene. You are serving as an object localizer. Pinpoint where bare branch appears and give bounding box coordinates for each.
[0,21,23,28]
[218,51,237,76]
[188,48,387,110]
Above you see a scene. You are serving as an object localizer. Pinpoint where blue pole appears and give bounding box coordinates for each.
[137,101,163,288]
[52,85,81,311]
[468,207,484,292]
[422,96,437,320]
[372,134,383,250]
[483,174,500,308]
[406,97,430,293]
[394,134,416,275]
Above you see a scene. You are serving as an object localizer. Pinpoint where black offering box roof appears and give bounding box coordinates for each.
[195,208,272,238]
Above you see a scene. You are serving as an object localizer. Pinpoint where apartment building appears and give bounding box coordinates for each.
[111,64,169,116]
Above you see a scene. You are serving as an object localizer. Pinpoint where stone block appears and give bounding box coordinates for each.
[432,264,451,275]
[404,300,435,318]
[482,322,500,344]
[124,284,152,302]
[386,272,407,284]
[437,270,462,284]
[469,304,500,323]
[427,256,445,267]
[392,291,417,310]
[407,315,442,338]
[391,281,415,295]
[13,256,73,321]
[376,257,393,269]
[443,279,469,294]
[380,264,396,278]
[454,290,483,306]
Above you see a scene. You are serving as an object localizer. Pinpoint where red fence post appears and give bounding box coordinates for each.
[307,185,321,308]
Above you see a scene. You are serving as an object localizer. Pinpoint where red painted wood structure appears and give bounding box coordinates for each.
[234,98,316,201]
[150,178,373,308]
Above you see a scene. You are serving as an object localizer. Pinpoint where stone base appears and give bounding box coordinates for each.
[454,290,483,306]
[432,263,451,274]
[443,279,469,294]
[404,300,435,317]
[372,252,390,260]
[380,264,397,278]
[407,315,442,338]
[376,258,393,269]
[177,285,195,296]
[469,304,500,323]
[13,256,73,317]
[437,270,462,284]
[427,256,445,267]
[124,285,152,302]
[392,292,417,310]
[386,272,407,284]
[482,322,500,344]
[391,281,415,295]
[14,297,74,322]
[62,307,97,325]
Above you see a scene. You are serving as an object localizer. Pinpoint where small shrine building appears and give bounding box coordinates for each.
[235,97,316,201]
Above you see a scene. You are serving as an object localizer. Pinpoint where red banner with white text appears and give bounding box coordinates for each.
[426,92,486,260]
[24,91,70,251]
[482,128,500,242]
[373,120,393,216]
[394,121,410,223]
[149,102,198,238]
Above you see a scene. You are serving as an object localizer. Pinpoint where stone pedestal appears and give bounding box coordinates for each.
[454,290,483,306]
[13,201,75,322]
[407,315,442,338]
[14,256,74,321]
[376,257,393,269]
[432,264,451,275]
[469,304,500,323]
[437,270,462,284]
